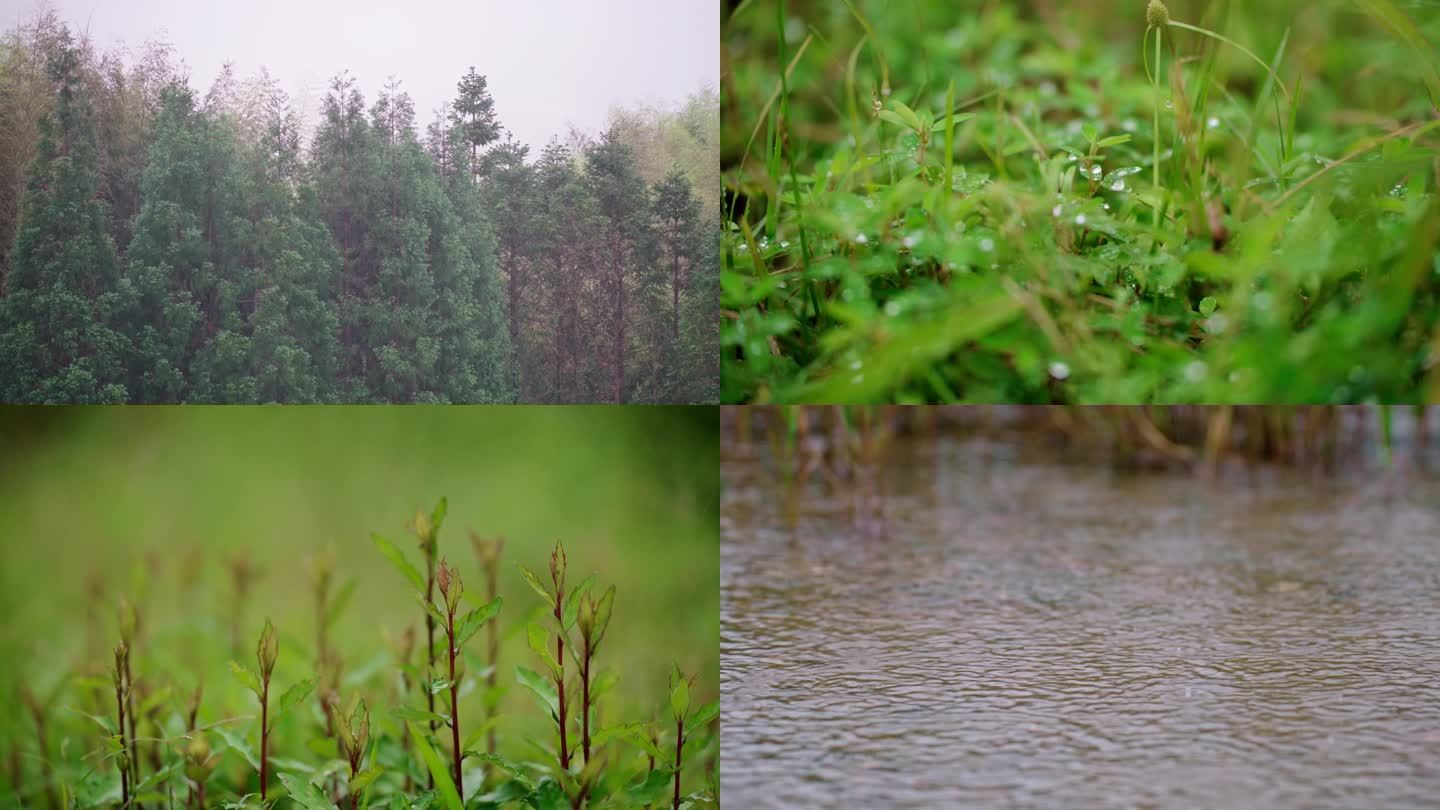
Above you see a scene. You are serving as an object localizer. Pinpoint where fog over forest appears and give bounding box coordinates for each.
[0,2,719,403]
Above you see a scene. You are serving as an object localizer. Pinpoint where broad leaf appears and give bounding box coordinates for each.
[372,533,425,594]
[409,723,463,810]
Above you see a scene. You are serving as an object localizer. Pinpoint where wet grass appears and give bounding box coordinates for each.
[721,0,1440,403]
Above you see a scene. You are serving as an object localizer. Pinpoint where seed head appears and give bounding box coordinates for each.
[549,541,567,589]
[411,510,435,553]
[257,619,278,681]
[306,544,336,595]
[1146,0,1170,28]
[436,558,462,615]
[467,531,504,566]
[117,597,138,645]
[184,736,210,766]
[183,735,215,781]
[113,641,129,677]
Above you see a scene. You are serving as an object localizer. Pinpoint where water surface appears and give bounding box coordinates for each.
[721,437,1440,808]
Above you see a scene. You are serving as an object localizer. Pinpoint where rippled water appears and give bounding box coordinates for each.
[721,437,1440,808]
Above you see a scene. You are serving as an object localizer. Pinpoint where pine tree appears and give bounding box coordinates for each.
[584,129,653,403]
[529,141,601,401]
[449,67,500,179]
[651,166,701,400]
[311,72,381,395]
[121,85,228,400]
[0,33,129,402]
[238,82,342,403]
[478,134,534,394]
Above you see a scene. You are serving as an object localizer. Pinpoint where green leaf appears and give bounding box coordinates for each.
[429,497,448,535]
[325,578,356,628]
[593,585,616,638]
[876,109,910,129]
[518,565,552,602]
[213,725,259,771]
[372,533,424,594]
[277,772,338,810]
[561,574,594,630]
[1097,134,1132,147]
[271,678,314,725]
[392,705,449,726]
[526,623,562,679]
[1199,296,1218,316]
[229,661,261,698]
[455,596,502,650]
[929,112,976,131]
[514,665,559,719]
[532,780,569,810]
[416,591,448,628]
[888,99,923,131]
[349,764,383,793]
[670,674,690,722]
[409,722,463,810]
[684,700,719,737]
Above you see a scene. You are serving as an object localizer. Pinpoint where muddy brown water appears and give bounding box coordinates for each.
[721,437,1440,808]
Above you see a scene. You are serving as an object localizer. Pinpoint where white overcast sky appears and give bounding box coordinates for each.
[10,0,718,151]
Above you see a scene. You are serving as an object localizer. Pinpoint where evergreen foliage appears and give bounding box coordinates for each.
[0,14,716,402]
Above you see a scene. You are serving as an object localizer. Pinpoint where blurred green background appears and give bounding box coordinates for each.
[0,406,717,751]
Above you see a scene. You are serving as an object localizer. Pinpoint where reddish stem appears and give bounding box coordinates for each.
[580,641,592,764]
[447,613,464,800]
[424,559,437,789]
[259,680,269,803]
[115,681,129,808]
[553,593,569,770]
[672,717,684,810]
[123,656,140,805]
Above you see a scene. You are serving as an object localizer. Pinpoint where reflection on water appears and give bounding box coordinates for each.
[721,436,1440,808]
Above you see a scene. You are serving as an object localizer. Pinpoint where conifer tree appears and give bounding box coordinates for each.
[0,33,129,402]
[651,166,701,400]
[584,129,653,403]
[478,134,534,393]
[449,67,500,178]
[122,84,244,401]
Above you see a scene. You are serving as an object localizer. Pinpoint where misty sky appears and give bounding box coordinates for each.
[11,0,718,151]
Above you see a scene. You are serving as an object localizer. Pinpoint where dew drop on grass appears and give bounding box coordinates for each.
[1074,214,1087,226]
[780,240,790,248]
[855,233,868,244]
[979,237,995,252]
[1184,361,1207,383]
[850,359,863,370]
[1049,361,1071,380]
[903,234,920,248]
[1110,180,1126,191]
[884,301,902,316]
[1207,116,1220,129]
[1122,119,1138,132]
[1052,204,1063,217]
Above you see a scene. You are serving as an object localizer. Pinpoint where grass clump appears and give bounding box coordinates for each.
[721,0,1440,403]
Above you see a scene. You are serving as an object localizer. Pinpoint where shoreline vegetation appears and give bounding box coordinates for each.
[720,0,1440,404]
[0,8,719,404]
[724,404,1437,534]
[724,404,1437,474]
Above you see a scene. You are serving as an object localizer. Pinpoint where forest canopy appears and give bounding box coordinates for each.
[0,9,718,403]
